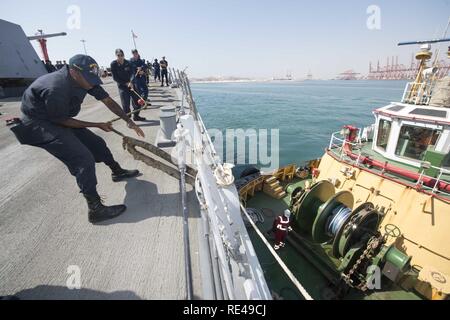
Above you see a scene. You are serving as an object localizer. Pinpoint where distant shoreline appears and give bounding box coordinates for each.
[190,79,410,84]
[190,79,323,84]
[191,79,270,84]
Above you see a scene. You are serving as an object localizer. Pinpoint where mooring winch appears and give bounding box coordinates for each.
[333,202,380,259]
[311,190,354,244]
[289,180,412,291]
[292,180,336,234]
[290,180,380,257]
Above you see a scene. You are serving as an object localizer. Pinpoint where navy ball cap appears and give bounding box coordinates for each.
[69,54,102,86]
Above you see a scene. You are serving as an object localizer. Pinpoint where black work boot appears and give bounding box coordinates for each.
[84,194,126,223]
[133,111,147,121]
[111,165,140,182]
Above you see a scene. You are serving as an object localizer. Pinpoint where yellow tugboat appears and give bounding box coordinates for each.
[237,37,450,300]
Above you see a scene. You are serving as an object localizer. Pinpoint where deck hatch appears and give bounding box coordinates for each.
[409,108,447,118]
[388,105,405,112]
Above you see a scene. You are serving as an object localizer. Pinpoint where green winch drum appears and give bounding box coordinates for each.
[294,180,335,233]
[383,245,412,271]
[311,190,354,243]
[286,182,305,203]
[286,182,301,195]
[331,202,379,258]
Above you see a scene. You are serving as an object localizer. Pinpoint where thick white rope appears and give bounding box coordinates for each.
[214,163,235,187]
[240,204,314,300]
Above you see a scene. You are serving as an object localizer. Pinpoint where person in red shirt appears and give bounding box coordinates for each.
[273,209,292,250]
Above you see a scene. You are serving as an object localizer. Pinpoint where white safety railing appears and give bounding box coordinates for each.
[416,165,450,194]
[328,131,363,162]
[176,70,272,300]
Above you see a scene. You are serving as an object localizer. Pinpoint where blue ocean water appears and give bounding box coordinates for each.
[192,80,407,169]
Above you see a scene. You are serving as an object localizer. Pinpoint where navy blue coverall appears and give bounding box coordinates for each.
[160,59,169,86]
[110,59,139,114]
[13,66,120,197]
[130,57,149,105]
[152,61,161,81]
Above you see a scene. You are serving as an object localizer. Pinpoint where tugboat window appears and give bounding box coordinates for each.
[443,152,450,169]
[376,119,391,151]
[395,125,440,161]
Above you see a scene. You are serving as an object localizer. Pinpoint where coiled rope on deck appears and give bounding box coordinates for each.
[244,208,265,227]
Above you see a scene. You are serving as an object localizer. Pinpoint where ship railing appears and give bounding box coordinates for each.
[416,165,450,194]
[174,69,272,300]
[401,81,433,105]
[175,69,220,165]
[328,132,450,198]
[328,131,363,161]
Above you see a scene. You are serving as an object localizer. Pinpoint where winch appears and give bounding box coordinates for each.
[289,180,412,291]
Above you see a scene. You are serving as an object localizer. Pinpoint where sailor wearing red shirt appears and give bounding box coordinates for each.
[273,209,293,250]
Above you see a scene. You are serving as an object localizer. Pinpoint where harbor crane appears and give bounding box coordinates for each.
[27,30,67,61]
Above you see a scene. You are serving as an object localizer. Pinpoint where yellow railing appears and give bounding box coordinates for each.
[239,164,298,203]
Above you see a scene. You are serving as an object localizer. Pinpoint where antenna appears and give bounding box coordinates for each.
[432,17,450,66]
[80,39,87,55]
[398,37,450,46]
[399,19,450,104]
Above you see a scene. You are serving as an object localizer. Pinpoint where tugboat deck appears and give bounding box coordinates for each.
[0,81,203,299]
[245,179,422,300]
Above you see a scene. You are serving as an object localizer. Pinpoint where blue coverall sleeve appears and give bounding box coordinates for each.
[130,60,137,82]
[110,62,119,83]
[88,86,109,101]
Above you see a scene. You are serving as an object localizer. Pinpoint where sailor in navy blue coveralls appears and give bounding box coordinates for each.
[130,49,149,115]
[10,55,146,223]
[110,49,146,121]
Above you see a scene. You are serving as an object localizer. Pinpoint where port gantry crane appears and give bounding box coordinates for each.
[27,29,67,61]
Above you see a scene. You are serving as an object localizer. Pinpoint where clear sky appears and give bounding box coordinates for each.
[1,0,449,79]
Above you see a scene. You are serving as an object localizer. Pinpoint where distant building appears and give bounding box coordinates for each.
[337,70,360,80]
[273,71,293,81]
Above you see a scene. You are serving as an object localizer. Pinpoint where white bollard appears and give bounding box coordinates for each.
[156,111,177,147]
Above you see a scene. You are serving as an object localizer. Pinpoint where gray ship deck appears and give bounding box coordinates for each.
[0,80,203,299]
